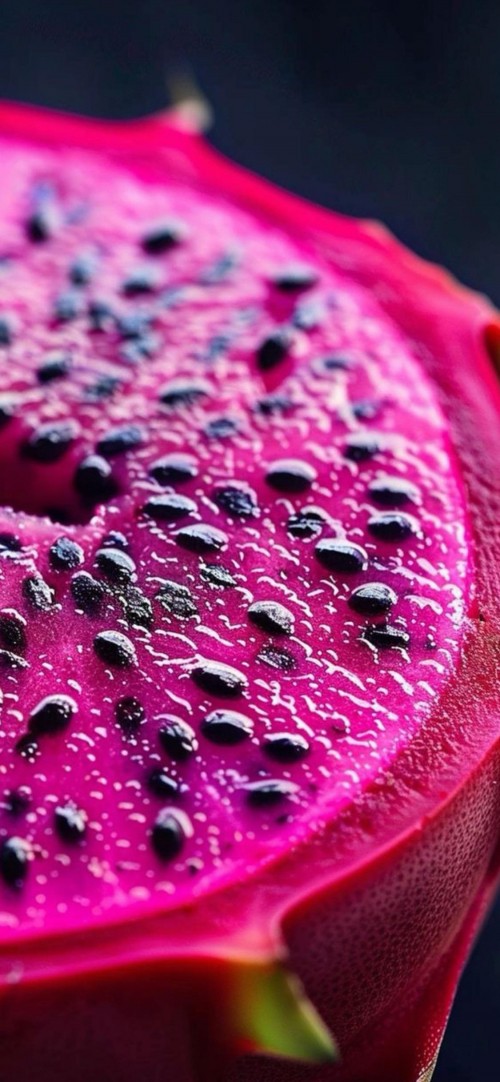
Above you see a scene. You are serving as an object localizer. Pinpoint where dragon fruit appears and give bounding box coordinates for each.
[0,101,498,1082]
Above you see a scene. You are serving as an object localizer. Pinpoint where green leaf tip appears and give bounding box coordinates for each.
[233,961,339,1065]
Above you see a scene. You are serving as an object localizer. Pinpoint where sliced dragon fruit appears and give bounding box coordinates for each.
[0,102,498,1082]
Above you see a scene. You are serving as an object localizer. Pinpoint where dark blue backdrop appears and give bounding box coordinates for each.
[0,2,498,1078]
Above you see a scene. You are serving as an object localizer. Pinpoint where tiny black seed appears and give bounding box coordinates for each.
[116,311,153,340]
[0,609,26,651]
[151,809,187,860]
[175,524,228,554]
[369,477,418,506]
[88,298,115,332]
[191,661,247,699]
[74,455,117,504]
[201,709,254,745]
[53,291,83,323]
[287,508,326,539]
[149,454,198,486]
[257,644,296,671]
[147,768,183,799]
[69,251,96,286]
[71,571,105,614]
[93,630,137,668]
[37,351,72,384]
[266,459,316,493]
[142,221,185,254]
[352,398,380,420]
[23,422,76,464]
[204,416,238,439]
[315,353,352,372]
[315,538,368,573]
[245,780,299,808]
[122,586,154,629]
[272,264,318,292]
[156,580,198,619]
[248,601,294,636]
[257,329,291,371]
[28,695,77,736]
[54,803,87,843]
[200,564,237,588]
[49,536,84,571]
[95,547,136,585]
[0,315,16,345]
[85,375,121,401]
[255,394,292,415]
[115,696,145,734]
[97,424,144,457]
[26,204,57,242]
[367,511,420,541]
[159,380,211,407]
[143,493,197,522]
[122,266,159,296]
[362,624,410,649]
[348,582,398,615]
[343,433,380,462]
[262,732,310,763]
[213,485,257,519]
[5,787,32,815]
[0,837,30,888]
[22,574,53,611]
[102,531,129,550]
[158,717,198,761]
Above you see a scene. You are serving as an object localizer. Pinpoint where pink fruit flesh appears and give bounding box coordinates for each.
[0,103,498,1082]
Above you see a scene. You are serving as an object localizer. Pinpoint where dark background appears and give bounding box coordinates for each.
[0,1,498,1078]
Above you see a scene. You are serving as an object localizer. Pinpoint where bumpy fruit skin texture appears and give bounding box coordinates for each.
[0,103,498,1082]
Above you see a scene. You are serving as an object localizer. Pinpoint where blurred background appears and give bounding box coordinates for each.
[0,1,499,1077]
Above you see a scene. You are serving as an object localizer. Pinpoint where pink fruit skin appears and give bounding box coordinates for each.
[0,103,499,1082]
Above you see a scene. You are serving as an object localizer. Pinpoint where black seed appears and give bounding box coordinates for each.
[5,787,32,815]
[142,221,185,254]
[49,536,84,571]
[102,531,129,550]
[147,768,184,799]
[245,780,299,808]
[362,624,410,649]
[143,493,197,522]
[71,571,105,614]
[26,203,57,242]
[0,397,18,427]
[213,485,257,519]
[348,582,398,615]
[54,803,87,843]
[97,424,144,457]
[343,433,380,462]
[352,398,380,420]
[248,601,294,636]
[191,661,247,699]
[315,538,368,573]
[257,329,291,371]
[22,574,53,611]
[257,644,296,671]
[158,718,198,761]
[53,290,83,323]
[0,532,21,552]
[204,416,238,439]
[262,732,310,763]
[93,630,137,668]
[0,314,16,345]
[22,422,76,464]
[37,351,72,384]
[15,734,39,762]
[255,394,292,415]
[201,709,254,745]
[266,459,316,493]
[122,266,159,296]
[316,353,352,372]
[200,564,237,588]
[367,511,419,541]
[74,455,117,504]
[199,251,238,284]
[159,380,211,407]
[85,375,121,401]
[115,696,145,734]
[88,298,115,332]
[95,547,136,585]
[116,311,153,340]
[28,695,77,736]
[175,524,228,554]
[69,251,96,286]
[0,837,30,888]
[149,453,198,486]
[369,477,418,506]
[156,580,198,619]
[287,508,326,539]
[0,609,26,651]
[122,586,154,629]
[0,650,28,669]
[151,809,187,860]
[120,333,161,364]
[272,264,318,292]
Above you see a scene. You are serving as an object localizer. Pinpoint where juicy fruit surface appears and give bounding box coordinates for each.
[0,132,470,939]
